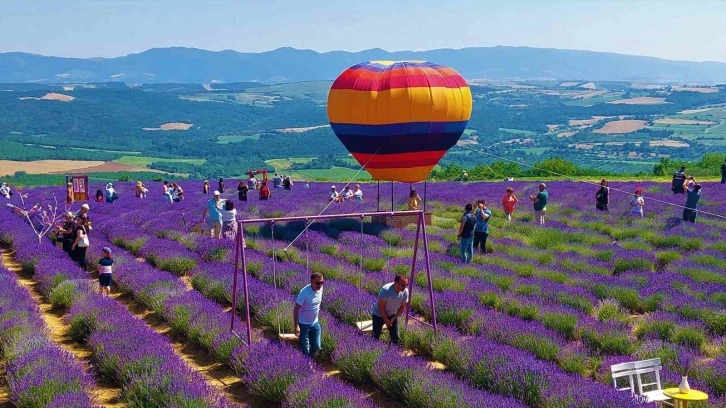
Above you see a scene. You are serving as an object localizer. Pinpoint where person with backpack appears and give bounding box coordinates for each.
[105,183,118,204]
[457,203,477,263]
[672,166,687,194]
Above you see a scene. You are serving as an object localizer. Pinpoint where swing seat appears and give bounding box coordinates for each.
[278,333,298,342]
[356,320,387,333]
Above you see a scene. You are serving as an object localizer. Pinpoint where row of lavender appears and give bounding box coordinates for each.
[0,263,98,408]
[0,209,239,407]
[98,202,648,408]
[88,222,381,408]
[252,223,726,405]
[90,204,528,407]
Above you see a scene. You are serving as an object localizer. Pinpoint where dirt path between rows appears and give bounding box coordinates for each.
[0,250,125,408]
[109,290,265,407]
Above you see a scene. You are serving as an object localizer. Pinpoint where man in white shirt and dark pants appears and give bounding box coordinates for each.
[371,274,409,345]
[294,273,324,357]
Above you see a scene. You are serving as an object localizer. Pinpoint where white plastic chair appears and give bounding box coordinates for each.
[632,359,674,406]
[611,361,636,394]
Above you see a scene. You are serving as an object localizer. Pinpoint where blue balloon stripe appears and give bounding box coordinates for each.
[336,132,463,155]
[331,121,469,137]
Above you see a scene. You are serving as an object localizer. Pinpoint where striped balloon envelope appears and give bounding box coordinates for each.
[327,60,472,183]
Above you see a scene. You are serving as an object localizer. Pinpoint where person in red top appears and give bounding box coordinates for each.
[501,187,519,221]
[259,181,271,200]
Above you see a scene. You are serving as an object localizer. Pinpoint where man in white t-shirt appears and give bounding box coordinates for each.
[294,273,324,357]
[371,274,409,345]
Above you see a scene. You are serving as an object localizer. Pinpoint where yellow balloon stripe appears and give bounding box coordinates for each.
[368,165,437,183]
[327,86,472,125]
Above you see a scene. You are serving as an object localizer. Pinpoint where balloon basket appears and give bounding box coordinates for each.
[372,212,432,229]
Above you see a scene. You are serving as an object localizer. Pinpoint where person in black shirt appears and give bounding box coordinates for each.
[237,181,248,201]
[596,179,609,211]
[70,215,90,271]
[457,203,477,264]
[721,159,726,184]
[672,166,686,194]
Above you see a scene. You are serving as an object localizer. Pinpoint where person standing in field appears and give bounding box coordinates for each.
[501,187,518,221]
[457,203,477,263]
[237,180,248,201]
[682,177,701,223]
[203,180,210,194]
[66,182,73,204]
[248,174,258,190]
[55,212,75,252]
[721,159,726,184]
[294,273,324,357]
[97,247,114,296]
[353,184,363,201]
[221,199,238,240]
[474,200,491,254]
[71,215,90,271]
[371,275,409,345]
[328,186,341,202]
[672,166,686,194]
[303,181,310,189]
[259,181,271,200]
[283,175,293,190]
[162,181,173,203]
[218,178,225,194]
[202,191,223,239]
[407,189,422,210]
[596,179,609,211]
[628,186,645,218]
[530,183,549,225]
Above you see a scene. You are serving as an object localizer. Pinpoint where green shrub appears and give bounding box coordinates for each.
[671,327,706,349]
[542,313,578,340]
[48,281,80,310]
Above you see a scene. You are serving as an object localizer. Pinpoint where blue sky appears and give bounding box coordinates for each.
[1,0,725,62]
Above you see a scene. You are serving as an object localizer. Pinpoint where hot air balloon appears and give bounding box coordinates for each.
[327,60,472,183]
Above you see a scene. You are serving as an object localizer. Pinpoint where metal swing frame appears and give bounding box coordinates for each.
[229,210,438,348]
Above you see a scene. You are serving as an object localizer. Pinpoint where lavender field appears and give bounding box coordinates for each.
[1,179,725,408]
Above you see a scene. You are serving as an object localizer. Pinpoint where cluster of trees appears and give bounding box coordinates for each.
[652,154,726,177]
[431,158,606,181]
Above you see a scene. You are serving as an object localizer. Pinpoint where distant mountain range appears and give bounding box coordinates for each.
[2,46,725,85]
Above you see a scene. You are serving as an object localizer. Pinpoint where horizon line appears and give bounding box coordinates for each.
[2,44,725,65]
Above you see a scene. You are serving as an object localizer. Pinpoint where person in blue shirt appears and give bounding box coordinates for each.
[202,191,223,239]
[294,273,324,357]
[273,173,282,188]
[682,178,701,223]
[473,200,492,254]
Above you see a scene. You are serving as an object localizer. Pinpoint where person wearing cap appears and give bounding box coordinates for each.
[328,186,340,202]
[202,191,223,239]
[105,183,118,204]
[98,247,114,296]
